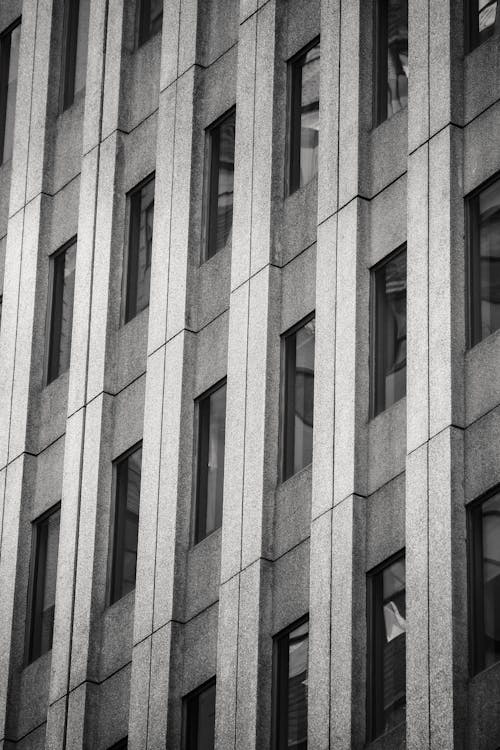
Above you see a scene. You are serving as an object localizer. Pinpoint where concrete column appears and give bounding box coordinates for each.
[215,2,280,748]
[406,2,468,748]
[0,0,54,745]
[45,0,126,746]
[128,2,199,748]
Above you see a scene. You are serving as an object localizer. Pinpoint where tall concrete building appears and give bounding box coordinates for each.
[1,0,500,748]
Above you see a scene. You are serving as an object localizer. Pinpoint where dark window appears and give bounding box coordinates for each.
[467,174,500,347]
[124,174,155,323]
[274,617,309,750]
[289,40,320,195]
[374,0,408,126]
[27,504,61,663]
[183,678,216,750]
[205,109,235,260]
[368,553,406,741]
[195,380,226,544]
[47,239,77,384]
[371,246,406,417]
[108,740,128,750]
[469,489,500,675]
[61,0,90,110]
[466,0,497,51]
[137,0,163,45]
[282,315,315,481]
[110,444,142,604]
[0,18,21,165]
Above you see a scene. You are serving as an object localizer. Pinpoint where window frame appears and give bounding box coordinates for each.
[370,243,407,418]
[0,16,22,165]
[287,36,320,196]
[137,0,163,47]
[46,237,77,385]
[193,377,227,545]
[466,171,500,349]
[280,312,316,482]
[366,549,406,742]
[60,0,87,111]
[182,676,217,750]
[465,0,497,53]
[108,441,143,606]
[123,171,155,324]
[25,502,61,665]
[271,614,309,750]
[467,485,500,676]
[202,106,236,263]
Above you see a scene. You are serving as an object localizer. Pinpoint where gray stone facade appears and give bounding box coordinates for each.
[0,0,500,748]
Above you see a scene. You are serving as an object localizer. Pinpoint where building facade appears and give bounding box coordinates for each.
[0,0,499,749]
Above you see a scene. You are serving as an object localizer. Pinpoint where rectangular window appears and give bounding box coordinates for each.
[0,18,21,165]
[374,0,408,126]
[205,109,235,261]
[274,617,309,750]
[469,489,500,675]
[47,239,77,384]
[110,444,142,604]
[137,0,163,46]
[183,678,216,750]
[466,0,497,51]
[124,174,155,323]
[368,553,406,741]
[289,39,320,195]
[282,315,315,481]
[467,174,500,347]
[371,246,406,417]
[108,740,128,750]
[27,504,61,663]
[61,0,90,111]
[194,380,226,544]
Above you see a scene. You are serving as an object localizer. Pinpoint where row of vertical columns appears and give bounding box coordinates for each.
[215,2,280,748]
[0,0,54,746]
[128,1,199,748]
[406,2,468,749]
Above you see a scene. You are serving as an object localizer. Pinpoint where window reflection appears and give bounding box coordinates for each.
[125,175,155,322]
[0,20,21,164]
[110,445,142,604]
[28,506,61,662]
[478,0,497,45]
[47,240,77,383]
[206,109,235,259]
[184,679,216,750]
[289,41,320,194]
[375,0,408,125]
[479,493,500,670]
[479,179,500,341]
[275,619,309,750]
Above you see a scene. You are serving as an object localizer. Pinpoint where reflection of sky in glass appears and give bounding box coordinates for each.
[479,0,497,35]
[479,179,500,339]
[299,44,320,188]
[215,115,235,254]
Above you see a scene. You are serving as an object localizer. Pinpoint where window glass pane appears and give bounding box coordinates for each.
[139,0,163,44]
[111,446,142,603]
[48,241,77,383]
[29,507,61,662]
[1,22,21,164]
[478,179,500,342]
[478,0,497,42]
[386,0,408,119]
[126,176,155,321]
[480,492,500,669]
[196,383,226,542]
[287,622,308,749]
[196,682,216,749]
[299,43,320,189]
[73,0,90,97]
[283,318,315,480]
[150,0,163,37]
[381,559,406,732]
[374,249,406,415]
[207,111,235,259]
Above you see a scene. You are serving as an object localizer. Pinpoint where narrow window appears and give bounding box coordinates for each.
[469,489,500,675]
[368,553,406,741]
[371,246,407,417]
[467,174,500,347]
[108,740,128,750]
[27,504,61,663]
[61,0,90,111]
[137,0,163,46]
[0,18,21,165]
[110,444,142,604]
[274,617,309,750]
[282,315,315,481]
[47,239,77,384]
[195,380,226,544]
[205,109,235,261]
[289,39,320,195]
[183,678,216,750]
[466,0,497,51]
[374,0,408,126]
[124,174,155,323]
